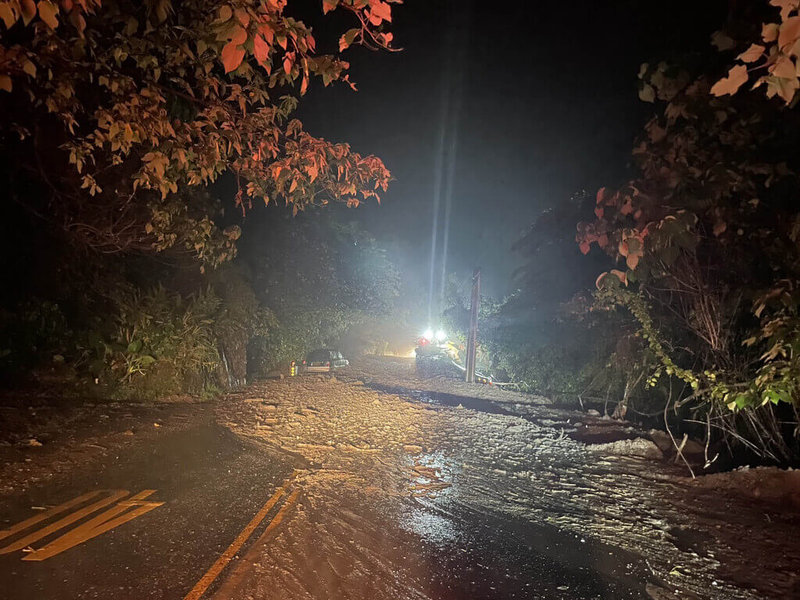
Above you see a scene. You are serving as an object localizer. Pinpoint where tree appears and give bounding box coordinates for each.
[578,61,800,460]
[244,208,400,372]
[0,0,397,260]
[712,0,800,104]
[444,197,630,402]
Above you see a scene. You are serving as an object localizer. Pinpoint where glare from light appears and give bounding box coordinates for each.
[423,328,434,340]
[435,330,446,341]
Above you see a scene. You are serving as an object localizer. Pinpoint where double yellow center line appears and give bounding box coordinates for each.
[183,474,301,600]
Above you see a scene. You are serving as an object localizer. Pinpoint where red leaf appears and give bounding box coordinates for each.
[771,55,796,78]
[737,43,765,63]
[322,0,338,14]
[230,26,247,46]
[306,162,318,182]
[259,23,274,45]
[69,11,85,33]
[37,1,59,29]
[771,0,800,20]
[579,241,591,255]
[0,3,14,28]
[253,35,269,64]
[711,65,749,97]
[779,16,800,49]
[367,0,391,24]
[21,0,36,25]
[763,23,779,43]
[596,186,606,205]
[221,41,245,73]
[234,8,250,27]
[594,206,604,219]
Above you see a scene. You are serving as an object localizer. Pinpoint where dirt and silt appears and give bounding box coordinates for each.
[1,356,799,598]
[213,357,800,599]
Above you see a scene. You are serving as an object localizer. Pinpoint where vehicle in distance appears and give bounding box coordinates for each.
[303,349,349,373]
[415,331,493,384]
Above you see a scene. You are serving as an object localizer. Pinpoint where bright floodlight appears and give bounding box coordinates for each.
[436,329,446,341]
[423,328,434,340]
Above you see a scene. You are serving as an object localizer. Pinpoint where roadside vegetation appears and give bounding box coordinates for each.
[0,0,401,398]
[0,207,400,399]
[3,0,800,467]
[446,2,800,464]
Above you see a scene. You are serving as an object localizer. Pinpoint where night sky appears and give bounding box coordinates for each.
[259,1,728,302]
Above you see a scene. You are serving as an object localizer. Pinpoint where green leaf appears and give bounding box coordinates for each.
[339,28,359,52]
[735,394,750,409]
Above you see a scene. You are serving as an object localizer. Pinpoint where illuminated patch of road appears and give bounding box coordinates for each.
[0,489,163,561]
[183,473,301,600]
[409,451,454,498]
[403,451,461,546]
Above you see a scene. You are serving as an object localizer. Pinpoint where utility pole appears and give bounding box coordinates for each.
[465,268,480,383]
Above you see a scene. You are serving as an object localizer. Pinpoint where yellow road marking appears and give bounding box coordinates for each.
[0,491,103,542]
[0,490,129,555]
[24,490,164,561]
[261,487,300,539]
[183,477,298,600]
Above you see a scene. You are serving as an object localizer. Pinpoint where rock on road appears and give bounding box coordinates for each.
[2,356,800,599]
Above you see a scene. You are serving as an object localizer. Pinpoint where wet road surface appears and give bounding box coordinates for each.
[2,357,800,599]
[0,416,296,599]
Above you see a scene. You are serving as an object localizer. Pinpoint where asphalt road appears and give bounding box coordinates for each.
[0,389,651,600]
[0,417,297,599]
[2,362,794,599]
[410,501,649,599]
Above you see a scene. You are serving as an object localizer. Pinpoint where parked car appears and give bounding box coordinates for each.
[302,349,349,373]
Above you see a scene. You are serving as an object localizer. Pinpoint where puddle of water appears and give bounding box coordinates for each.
[400,451,461,547]
[401,493,650,600]
[400,504,461,548]
[409,451,456,499]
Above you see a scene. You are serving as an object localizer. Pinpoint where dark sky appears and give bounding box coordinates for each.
[282,0,728,303]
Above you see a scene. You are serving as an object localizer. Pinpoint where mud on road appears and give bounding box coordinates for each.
[216,356,800,600]
[2,356,799,599]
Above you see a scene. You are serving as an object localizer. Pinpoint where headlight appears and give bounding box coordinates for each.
[435,329,446,342]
